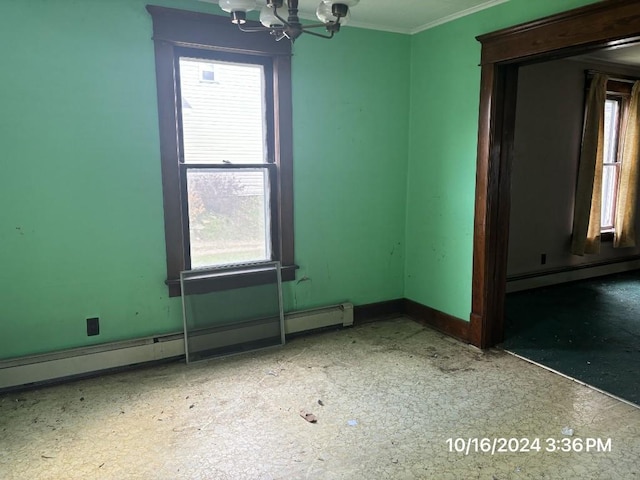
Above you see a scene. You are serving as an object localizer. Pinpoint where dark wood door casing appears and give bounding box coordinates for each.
[471,0,640,348]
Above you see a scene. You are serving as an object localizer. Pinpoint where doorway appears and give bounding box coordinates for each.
[498,47,640,405]
[469,0,640,349]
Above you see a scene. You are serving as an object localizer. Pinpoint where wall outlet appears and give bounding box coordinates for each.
[86,317,100,336]
[540,253,547,265]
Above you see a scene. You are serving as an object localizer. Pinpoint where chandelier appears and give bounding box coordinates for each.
[219,0,359,41]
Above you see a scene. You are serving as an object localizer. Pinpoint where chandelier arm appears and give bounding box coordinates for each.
[301,29,335,39]
[237,24,270,33]
[300,22,333,30]
[272,6,292,28]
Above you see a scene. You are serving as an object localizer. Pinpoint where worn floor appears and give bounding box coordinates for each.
[1,317,639,479]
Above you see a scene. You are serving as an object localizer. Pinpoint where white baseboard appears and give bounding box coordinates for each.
[0,303,353,390]
[506,260,640,293]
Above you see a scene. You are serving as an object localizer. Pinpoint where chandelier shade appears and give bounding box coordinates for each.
[316,1,351,26]
[219,0,258,24]
[260,6,285,28]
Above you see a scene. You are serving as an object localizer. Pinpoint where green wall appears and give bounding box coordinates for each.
[0,0,409,359]
[404,0,601,320]
[286,27,409,311]
[0,0,605,360]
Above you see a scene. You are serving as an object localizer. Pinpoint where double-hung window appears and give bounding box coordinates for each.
[147,6,295,296]
[179,52,275,268]
[600,79,631,236]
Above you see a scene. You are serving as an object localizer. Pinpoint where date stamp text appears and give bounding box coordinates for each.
[446,437,612,455]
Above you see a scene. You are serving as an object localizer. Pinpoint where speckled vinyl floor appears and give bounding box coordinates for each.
[1,317,639,480]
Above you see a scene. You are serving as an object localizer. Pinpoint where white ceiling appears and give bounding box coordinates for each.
[573,43,640,68]
[205,0,510,34]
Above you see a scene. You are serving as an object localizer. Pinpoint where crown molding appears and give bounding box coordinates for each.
[409,0,510,35]
[342,20,411,35]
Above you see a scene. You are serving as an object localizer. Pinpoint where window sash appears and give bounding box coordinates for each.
[179,163,278,269]
[176,50,275,166]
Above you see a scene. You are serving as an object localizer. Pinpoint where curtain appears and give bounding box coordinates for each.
[614,81,640,248]
[571,74,608,256]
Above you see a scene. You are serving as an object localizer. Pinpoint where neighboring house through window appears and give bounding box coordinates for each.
[147,6,295,296]
[199,62,216,83]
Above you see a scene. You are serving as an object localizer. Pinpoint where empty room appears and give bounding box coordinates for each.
[1,0,639,478]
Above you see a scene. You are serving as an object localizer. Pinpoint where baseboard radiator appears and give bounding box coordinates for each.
[506,258,640,293]
[0,303,353,391]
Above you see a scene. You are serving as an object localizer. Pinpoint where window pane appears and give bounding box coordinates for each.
[186,169,271,268]
[603,99,619,165]
[180,263,284,363]
[179,58,266,164]
[601,164,617,229]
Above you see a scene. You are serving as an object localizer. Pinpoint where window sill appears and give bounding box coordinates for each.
[601,231,614,242]
[165,263,298,297]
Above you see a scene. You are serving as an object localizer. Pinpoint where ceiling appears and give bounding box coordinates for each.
[204,0,510,34]
[573,43,640,68]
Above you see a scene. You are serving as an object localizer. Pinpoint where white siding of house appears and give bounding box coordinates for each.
[179,58,268,196]
[180,58,266,164]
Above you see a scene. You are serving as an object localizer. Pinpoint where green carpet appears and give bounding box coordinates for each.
[503,270,640,406]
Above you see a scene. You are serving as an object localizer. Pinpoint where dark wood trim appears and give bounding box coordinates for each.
[353,299,405,325]
[472,0,640,347]
[485,64,518,348]
[181,264,280,295]
[404,299,470,343]
[470,63,498,348]
[353,299,469,343]
[147,5,295,296]
[606,80,635,96]
[477,0,640,65]
[274,55,295,271]
[166,263,297,296]
[152,38,185,294]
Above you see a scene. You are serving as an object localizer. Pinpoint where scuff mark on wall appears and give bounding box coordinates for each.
[292,274,313,310]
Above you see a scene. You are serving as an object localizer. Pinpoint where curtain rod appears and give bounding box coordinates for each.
[586,69,638,84]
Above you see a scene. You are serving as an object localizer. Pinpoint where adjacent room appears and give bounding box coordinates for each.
[503,45,640,406]
[1,0,639,478]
